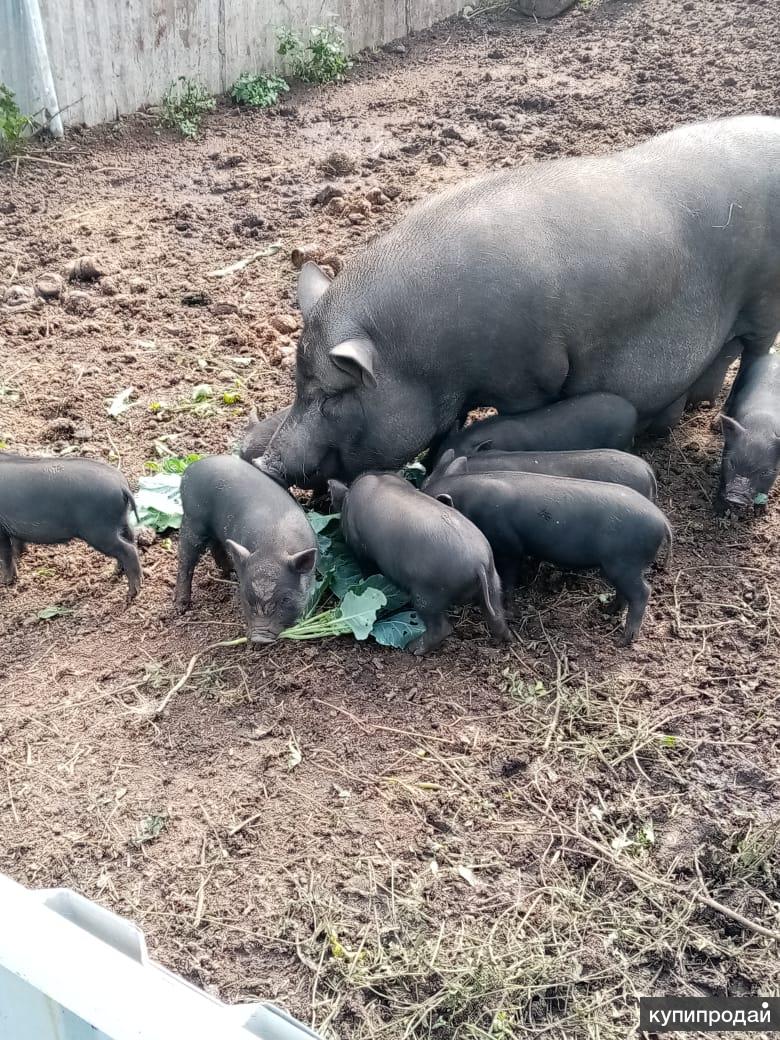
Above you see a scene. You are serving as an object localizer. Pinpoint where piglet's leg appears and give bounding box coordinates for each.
[174,520,208,613]
[87,533,143,602]
[210,540,233,578]
[0,532,18,586]
[407,611,453,656]
[603,561,651,645]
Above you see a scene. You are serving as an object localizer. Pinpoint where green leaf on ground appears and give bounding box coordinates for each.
[371,610,426,649]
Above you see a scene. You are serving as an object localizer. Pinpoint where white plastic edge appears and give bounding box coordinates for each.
[0,872,323,1040]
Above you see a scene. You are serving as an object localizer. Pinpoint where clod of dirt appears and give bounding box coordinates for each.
[365,188,391,207]
[210,177,253,195]
[42,417,76,441]
[72,424,93,442]
[655,813,718,872]
[428,151,447,166]
[35,273,64,300]
[128,277,150,294]
[3,285,37,308]
[441,125,467,142]
[181,290,211,307]
[490,118,509,132]
[269,314,299,336]
[314,184,346,206]
[382,184,402,200]
[100,277,119,296]
[135,527,156,549]
[317,152,356,177]
[213,152,246,169]
[515,0,575,16]
[348,211,367,225]
[64,290,95,315]
[324,196,348,215]
[65,256,104,282]
[291,244,324,269]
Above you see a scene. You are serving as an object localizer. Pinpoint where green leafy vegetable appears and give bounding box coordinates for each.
[371,610,425,649]
[401,461,427,488]
[134,473,185,532]
[354,574,409,613]
[281,587,386,641]
[37,605,73,621]
[307,511,341,533]
[144,454,202,475]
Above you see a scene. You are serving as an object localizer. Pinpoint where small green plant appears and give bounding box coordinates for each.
[161,77,215,138]
[276,24,352,85]
[0,83,33,153]
[229,72,289,108]
[143,453,202,475]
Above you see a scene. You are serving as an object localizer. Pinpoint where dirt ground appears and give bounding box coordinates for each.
[2,0,780,1036]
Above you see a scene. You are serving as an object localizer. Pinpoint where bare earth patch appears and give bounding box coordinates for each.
[1,0,779,1036]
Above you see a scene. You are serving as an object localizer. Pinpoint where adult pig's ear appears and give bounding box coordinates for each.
[225,539,251,570]
[329,338,377,388]
[328,479,348,510]
[720,415,746,443]
[298,262,332,320]
[474,440,493,453]
[288,547,318,574]
[435,493,455,508]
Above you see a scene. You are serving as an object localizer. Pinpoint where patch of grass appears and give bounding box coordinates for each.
[161,77,215,138]
[277,24,352,85]
[0,83,33,154]
[229,72,289,108]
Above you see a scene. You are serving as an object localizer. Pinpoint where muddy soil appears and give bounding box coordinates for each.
[1,1,779,1037]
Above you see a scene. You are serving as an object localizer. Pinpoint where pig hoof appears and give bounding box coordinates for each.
[490,622,511,642]
[407,634,441,656]
[173,597,191,615]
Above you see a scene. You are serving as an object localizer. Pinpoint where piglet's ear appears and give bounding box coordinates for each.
[329,338,377,388]
[474,440,493,453]
[444,456,468,477]
[437,449,455,469]
[435,493,455,508]
[289,547,317,574]
[225,539,251,569]
[328,479,348,510]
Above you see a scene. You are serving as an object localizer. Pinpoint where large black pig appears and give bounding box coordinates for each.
[259,116,780,487]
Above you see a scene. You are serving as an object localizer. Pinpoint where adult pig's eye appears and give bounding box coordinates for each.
[318,393,343,418]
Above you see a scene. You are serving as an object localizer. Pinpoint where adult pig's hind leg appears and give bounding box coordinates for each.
[687,338,743,407]
[643,393,688,436]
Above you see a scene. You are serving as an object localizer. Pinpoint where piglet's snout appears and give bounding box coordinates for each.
[724,476,753,508]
